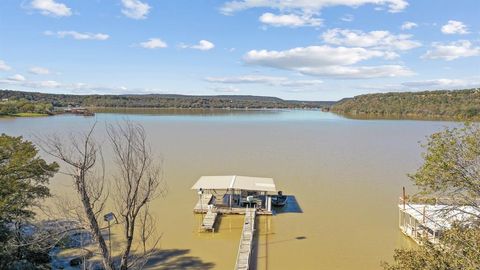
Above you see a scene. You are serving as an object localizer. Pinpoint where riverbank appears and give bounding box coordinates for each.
[0,112,49,117]
[330,88,480,121]
[0,89,333,110]
[332,112,478,122]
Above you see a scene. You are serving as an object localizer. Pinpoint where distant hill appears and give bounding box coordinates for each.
[330,88,480,120]
[0,90,334,109]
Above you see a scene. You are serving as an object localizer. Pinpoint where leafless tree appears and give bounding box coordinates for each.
[38,123,114,270]
[38,121,165,269]
[106,121,166,270]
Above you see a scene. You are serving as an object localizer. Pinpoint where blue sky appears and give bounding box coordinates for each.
[0,0,479,101]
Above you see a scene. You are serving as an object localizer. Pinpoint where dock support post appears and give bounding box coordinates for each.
[198,189,204,231]
[267,196,271,212]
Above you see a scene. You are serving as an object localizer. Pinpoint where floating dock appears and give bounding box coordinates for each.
[194,202,272,215]
[399,202,479,244]
[398,188,480,244]
[194,193,214,211]
[234,208,256,270]
[191,175,278,269]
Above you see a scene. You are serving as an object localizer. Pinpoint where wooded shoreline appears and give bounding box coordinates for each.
[2,88,480,121]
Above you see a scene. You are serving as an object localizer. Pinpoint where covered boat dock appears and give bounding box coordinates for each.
[191,175,279,269]
[191,175,277,215]
[398,190,479,244]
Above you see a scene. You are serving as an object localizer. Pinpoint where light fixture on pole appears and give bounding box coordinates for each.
[103,212,117,259]
[198,188,204,228]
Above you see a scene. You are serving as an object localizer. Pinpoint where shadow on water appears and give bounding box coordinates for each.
[79,249,215,270]
[259,236,308,247]
[213,215,222,232]
[142,249,215,270]
[273,196,303,214]
[83,249,214,270]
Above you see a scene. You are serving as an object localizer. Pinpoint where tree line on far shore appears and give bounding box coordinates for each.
[4,88,480,121]
[0,89,332,110]
[331,88,480,120]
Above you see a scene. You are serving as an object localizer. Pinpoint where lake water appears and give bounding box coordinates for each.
[0,110,455,269]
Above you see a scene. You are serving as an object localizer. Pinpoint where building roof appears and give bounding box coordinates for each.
[191,175,276,192]
[399,203,480,231]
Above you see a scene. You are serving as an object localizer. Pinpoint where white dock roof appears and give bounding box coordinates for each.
[399,204,479,231]
[191,175,276,192]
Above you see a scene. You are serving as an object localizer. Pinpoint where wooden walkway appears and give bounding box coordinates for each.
[234,208,256,270]
[201,209,218,231]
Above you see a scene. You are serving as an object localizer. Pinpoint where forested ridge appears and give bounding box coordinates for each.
[0,89,333,109]
[4,88,480,120]
[331,88,480,120]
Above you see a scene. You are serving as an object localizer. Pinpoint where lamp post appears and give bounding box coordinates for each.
[198,188,204,227]
[103,212,117,259]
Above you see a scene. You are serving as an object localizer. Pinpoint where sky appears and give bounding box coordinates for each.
[0,0,479,101]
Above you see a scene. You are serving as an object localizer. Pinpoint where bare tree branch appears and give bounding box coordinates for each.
[106,120,166,270]
[37,123,114,270]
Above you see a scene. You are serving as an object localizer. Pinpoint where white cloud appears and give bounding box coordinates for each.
[321,28,421,51]
[3,79,61,88]
[401,21,417,30]
[422,40,480,61]
[206,75,281,84]
[401,78,479,88]
[210,85,240,93]
[7,74,26,82]
[121,0,151,20]
[358,78,480,92]
[45,30,110,40]
[187,40,215,51]
[245,46,384,66]
[206,75,323,87]
[30,0,72,17]
[259,13,322,27]
[139,38,168,49]
[280,79,324,87]
[29,66,51,75]
[441,20,469,35]
[0,60,11,71]
[221,0,408,14]
[0,77,166,95]
[244,45,414,78]
[35,80,62,88]
[340,14,354,22]
[0,78,60,89]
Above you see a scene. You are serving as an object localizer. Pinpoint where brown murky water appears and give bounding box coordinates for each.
[0,110,454,269]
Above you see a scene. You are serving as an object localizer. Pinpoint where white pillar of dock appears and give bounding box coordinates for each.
[267,195,272,212]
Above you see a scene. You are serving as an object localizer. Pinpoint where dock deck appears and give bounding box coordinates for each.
[194,194,214,211]
[193,194,272,215]
[234,208,256,270]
